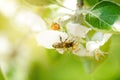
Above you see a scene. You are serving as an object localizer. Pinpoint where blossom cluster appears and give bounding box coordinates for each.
[36,21,112,60]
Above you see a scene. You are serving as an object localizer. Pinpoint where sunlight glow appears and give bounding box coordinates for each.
[0,35,11,54]
[0,0,18,17]
[15,10,47,32]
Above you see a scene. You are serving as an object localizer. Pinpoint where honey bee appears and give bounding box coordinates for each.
[52,36,77,49]
[51,22,60,30]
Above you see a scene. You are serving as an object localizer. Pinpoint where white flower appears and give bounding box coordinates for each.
[86,32,112,52]
[73,32,112,60]
[66,22,91,38]
[73,44,87,56]
[36,30,68,49]
[35,20,111,60]
[35,22,91,53]
[91,32,112,46]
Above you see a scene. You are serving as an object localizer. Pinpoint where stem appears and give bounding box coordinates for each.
[73,0,84,23]
[77,0,84,9]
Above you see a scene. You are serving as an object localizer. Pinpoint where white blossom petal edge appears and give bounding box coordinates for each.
[36,30,68,49]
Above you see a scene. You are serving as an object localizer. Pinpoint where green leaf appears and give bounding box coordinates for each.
[85,1,120,32]
[84,0,102,7]
[112,0,120,4]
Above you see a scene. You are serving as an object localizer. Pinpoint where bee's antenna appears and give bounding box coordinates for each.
[64,36,69,42]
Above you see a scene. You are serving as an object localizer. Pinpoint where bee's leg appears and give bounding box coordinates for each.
[59,36,63,42]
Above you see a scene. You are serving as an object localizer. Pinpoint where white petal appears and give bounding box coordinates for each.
[98,33,112,46]
[86,41,100,52]
[91,32,104,41]
[91,32,112,46]
[57,0,76,14]
[73,44,95,57]
[36,30,68,49]
[73,44,87,56]
[66,22,91,38]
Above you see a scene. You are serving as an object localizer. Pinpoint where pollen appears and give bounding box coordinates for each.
[51,22,60,30]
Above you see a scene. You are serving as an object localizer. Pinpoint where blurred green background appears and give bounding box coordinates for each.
[0,0,120,80]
